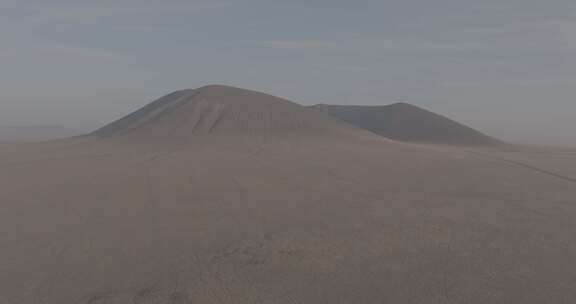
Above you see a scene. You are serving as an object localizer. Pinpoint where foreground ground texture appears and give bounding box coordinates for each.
[2,86,576,303]
[1,137,576,304]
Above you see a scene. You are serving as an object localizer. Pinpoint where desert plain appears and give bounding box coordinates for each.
[1,85,575,303]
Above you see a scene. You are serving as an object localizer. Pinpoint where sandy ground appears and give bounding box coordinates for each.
[470,146,576,182]
[1,137,576,304]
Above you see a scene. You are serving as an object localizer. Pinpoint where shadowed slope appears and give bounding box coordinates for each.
[91,85,375,144]
[312,103,503,146]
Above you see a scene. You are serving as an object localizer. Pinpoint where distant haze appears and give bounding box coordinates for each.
[448,111,576,146]
[0,0,575,146]
[0,125,78,143]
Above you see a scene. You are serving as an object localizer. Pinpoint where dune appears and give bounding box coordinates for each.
[312,103,503,146]
[1,85,575,303]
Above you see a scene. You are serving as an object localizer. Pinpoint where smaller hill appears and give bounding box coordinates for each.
[311,103,504,146]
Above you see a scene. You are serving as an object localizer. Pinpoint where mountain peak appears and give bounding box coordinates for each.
[196,84,242,92]
[388,102,418,109]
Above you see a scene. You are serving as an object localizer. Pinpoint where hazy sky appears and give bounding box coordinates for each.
[1,0,575,145]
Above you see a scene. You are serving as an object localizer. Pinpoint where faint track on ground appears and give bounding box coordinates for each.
[467,151,576,184]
